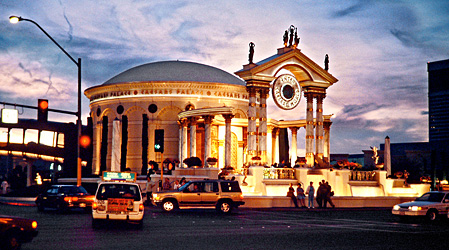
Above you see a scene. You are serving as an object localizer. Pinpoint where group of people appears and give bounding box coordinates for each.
[287,180,335,208]
[144,176,189,205]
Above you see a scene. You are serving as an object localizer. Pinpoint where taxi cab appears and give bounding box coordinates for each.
[92,172,144,228]
[392,191,449,222]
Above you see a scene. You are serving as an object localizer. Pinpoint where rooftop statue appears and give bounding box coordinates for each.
[248,42,255,64]
[324,54,329,71]
[284,25,300,48]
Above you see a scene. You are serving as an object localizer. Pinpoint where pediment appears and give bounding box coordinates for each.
[235,48,338,89]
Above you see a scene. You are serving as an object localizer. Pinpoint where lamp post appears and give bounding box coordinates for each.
[10,16,83,186]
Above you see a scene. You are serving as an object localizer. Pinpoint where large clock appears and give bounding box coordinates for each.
[272,74,301,110]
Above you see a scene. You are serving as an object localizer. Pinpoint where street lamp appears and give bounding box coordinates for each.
[10,15,83,186]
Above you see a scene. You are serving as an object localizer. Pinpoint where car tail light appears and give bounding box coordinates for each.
[92,202,98,210]
[240,194,244,200]
[64,197,71,202]
[31,221,38,229]
[72,197,79,202]
[139,203,144,211]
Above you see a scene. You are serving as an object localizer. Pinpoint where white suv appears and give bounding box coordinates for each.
[92,172,144,228]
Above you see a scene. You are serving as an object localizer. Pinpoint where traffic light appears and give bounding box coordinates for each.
[154,129,164,153]
[37,99,48,122]
[79,135,91,148]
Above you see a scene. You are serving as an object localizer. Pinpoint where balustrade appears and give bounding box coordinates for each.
[263,168,296,179]
[350,171,376,181]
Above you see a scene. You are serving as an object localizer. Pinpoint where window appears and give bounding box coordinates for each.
[204,182,219,193]
[220,181,241,192]
[24,129,38,145]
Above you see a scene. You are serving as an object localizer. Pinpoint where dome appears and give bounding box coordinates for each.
[103,60,245,86]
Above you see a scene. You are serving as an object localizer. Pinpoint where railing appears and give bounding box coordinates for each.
[263,168,296,179]
[350,171,376,181]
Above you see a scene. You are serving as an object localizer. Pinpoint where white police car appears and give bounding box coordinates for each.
[392,191,449,222]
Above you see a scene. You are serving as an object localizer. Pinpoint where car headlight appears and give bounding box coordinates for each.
[393,205,400,210]
[408,206,421,211]
[152,194,158,201]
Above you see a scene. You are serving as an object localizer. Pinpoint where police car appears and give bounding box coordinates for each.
[92,172,144,228]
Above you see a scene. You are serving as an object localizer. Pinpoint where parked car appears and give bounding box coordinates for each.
[92,172,144,228]
[35,185,94,212]
[392,191,449,221]
[0,215,38,250]
[152,179,245,214]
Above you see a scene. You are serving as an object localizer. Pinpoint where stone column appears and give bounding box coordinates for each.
[384,136,391,176]
[178,120,182,164]
[189,117,198,157]
[273,128,280,165]
[315,94,325,161]
[259,89,269,165]
[305,93,314,166]
[181,119,188,167]
[247,88,257,163]
[94,121,102,174]
[324,121,331,163]
[266,126,274,166]
[111,118,121,172]
[223,114,234,167]
[290,127,298,165]
[203,115,214,167]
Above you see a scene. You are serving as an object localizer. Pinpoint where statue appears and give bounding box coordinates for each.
[288,25,295,47]
[248,42,255,64]
[324,54,329,71]
[283,30,288,47]
[294,27,300,48]
[370,146,379,165]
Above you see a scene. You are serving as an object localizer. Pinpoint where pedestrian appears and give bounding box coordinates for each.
[173,179,181,190]
[324,181,335,208]
[180,177,187,186]
[287,183,299,208]
[306,181,315,208]
[316,181,324,208]
[163,177,171,190]
[296,183,306,207]
[1,179,9,195]
[145,176,156,206]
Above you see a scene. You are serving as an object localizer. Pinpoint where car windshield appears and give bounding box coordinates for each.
[60,186,88,195]
[415,192,446,202]
[96,183,141,201]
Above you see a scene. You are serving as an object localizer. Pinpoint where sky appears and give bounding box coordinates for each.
[1,0,448,154]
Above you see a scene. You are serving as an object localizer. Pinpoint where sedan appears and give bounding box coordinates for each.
[392,191,449,222]
[0,215,38,250]
[36,185,94,212]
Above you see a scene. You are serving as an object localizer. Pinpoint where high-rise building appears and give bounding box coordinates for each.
[428,59,449,142]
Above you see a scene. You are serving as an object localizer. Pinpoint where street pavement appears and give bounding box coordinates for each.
[1,204,448,250]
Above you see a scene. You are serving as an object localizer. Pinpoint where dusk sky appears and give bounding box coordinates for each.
[1,0,448,154]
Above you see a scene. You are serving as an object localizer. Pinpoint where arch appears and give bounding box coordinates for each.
[124,105,147,117]
[233,108,247,119]
[158,106,183,121]
[274,64,313,83]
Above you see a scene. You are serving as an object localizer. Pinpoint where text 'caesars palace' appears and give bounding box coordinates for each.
[84,26,350,197]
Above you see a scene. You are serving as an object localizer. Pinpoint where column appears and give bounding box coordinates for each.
[178,120,182,164]
[290,127,298,165]
[384,136,391,176]
[181,119,188,167]
[266,126,274,166]
[315,94,325,161]
[111,118,121,172]
[203,115,214,167]
[273,128,280,165]
[94,121,102,174]
[247,88,257,163]
[305,92,314,166]
[223,114,234,167]
[189,117,198,157]
[324,121,331,163]
[259,89,269,164]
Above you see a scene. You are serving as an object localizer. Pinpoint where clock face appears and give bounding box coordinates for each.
[272,74,301,110]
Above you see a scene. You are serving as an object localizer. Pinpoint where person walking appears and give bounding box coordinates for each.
[306,181,315,208]
[324,181,335,208]
[296,183,306,207]
[287,183,299,208]
[316,181,324,208]
[145,176,156,206]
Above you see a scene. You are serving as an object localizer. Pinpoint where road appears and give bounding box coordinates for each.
[2,205,449,250]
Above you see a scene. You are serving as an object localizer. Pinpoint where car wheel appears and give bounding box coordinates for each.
[6,231,21,250]
[162,200,176,212]
[217,201,233,214]
[426,210,438,222]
